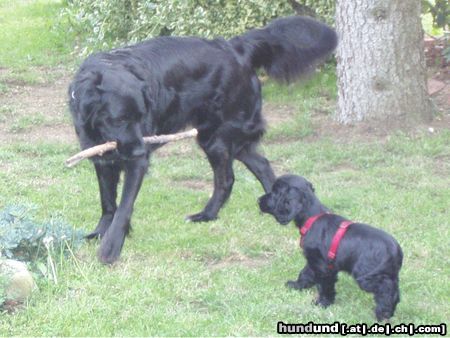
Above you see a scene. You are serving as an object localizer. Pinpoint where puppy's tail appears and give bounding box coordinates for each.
[230,16,337,83]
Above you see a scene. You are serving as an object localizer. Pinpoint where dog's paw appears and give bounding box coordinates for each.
[97,228,126,265]
[314,297,334,308]
[185,212,217,223]
[286,278,315,290]
[85,217,112,240]
[85,231,101,240]
[375,309,393,322]
[286,280,303,290]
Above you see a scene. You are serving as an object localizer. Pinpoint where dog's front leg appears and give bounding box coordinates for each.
[98,157,149,264]
[86,162,121,240]
[315,273,338,307]
[286,264,317,290]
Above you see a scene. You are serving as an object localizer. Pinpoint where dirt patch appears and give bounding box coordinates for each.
[262,102,297,126]
[431,154,450,178]
[0,68,76,145]
[301,108,450,146]
[206,252,272,271]
[154,140,198,158]
[0,66,448,149]
[176,178,211,191]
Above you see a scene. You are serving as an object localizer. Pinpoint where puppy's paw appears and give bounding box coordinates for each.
[314,297,334,308]
[286,278,315,290]
[375,309,393,322]
[286,280,303,290]
[185,212,217,223]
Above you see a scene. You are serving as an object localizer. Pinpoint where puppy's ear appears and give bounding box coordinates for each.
[258,193,273,214]
[291,188,312,218]
[307,180,315,193]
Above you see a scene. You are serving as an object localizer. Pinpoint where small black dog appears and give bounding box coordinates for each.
[259,175,403,321]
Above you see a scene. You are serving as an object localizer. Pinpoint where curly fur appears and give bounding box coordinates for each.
[259,175,403,321]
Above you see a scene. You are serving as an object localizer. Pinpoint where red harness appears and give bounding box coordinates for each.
[300,213,353,270]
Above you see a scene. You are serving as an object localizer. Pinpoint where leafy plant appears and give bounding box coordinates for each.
[422,0,450,29]
[61,0,338,54]
[0,205,85,263]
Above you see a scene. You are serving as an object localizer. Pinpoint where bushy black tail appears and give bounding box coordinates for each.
[230,16,338,83]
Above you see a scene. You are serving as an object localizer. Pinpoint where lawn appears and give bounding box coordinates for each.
[0,1,449,336]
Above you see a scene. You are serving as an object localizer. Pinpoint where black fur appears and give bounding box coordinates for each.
[259,175,403,321]
[69,16,337,264]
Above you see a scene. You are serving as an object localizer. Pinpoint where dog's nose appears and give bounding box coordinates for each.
[257,196,264,207]
[258,196,269,212]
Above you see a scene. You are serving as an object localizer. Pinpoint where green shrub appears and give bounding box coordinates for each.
[61,0,335,54]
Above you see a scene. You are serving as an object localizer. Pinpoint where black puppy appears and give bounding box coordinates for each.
[259,175,403,321]
[69,16,337,264]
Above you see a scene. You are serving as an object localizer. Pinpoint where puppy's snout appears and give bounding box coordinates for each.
[258,194,271,213]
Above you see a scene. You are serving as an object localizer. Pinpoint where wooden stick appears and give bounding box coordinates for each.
[65,128,198,168]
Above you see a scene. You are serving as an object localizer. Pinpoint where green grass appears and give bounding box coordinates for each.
[0,0,75,91]
[263,66,337,141]
[0,121,449,335]
[0,0,73,68]
[0,2,449,336]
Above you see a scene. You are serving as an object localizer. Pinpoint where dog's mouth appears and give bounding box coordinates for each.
[115,141,147,160]
[272,214,292,225]
[277,218,291,225]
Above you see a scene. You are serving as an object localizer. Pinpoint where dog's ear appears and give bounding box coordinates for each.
[307,180,315,193]
[72,72,105,129]
[290,187,312,218]
[141,85,153,113]
[96,84,106,93]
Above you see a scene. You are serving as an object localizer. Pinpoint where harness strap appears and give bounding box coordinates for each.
[300,214,353,270]
[327,220,353,269]
[300,213,327,248]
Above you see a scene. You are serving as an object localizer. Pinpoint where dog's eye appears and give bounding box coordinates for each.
[112,117,128,125]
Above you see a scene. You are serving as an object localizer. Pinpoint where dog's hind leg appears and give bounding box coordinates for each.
[356,274,400,321]
[373,278,400,321]
[314,273,338,307]
[187,137,235,222]
[286,264,317,290]
[86,162,121,240]
[236,145,276,193]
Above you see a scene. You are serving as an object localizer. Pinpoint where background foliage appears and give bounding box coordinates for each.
[61,0,335,54]
[62,0,447,56]
[422,0,449,30]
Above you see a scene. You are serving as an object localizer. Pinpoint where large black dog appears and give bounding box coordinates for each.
[259,175,403,321]
[69,16,337,264]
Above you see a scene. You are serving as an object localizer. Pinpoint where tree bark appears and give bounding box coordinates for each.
[335,0,434,124]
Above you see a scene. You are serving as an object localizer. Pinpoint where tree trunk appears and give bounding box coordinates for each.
[335,0,434,124]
